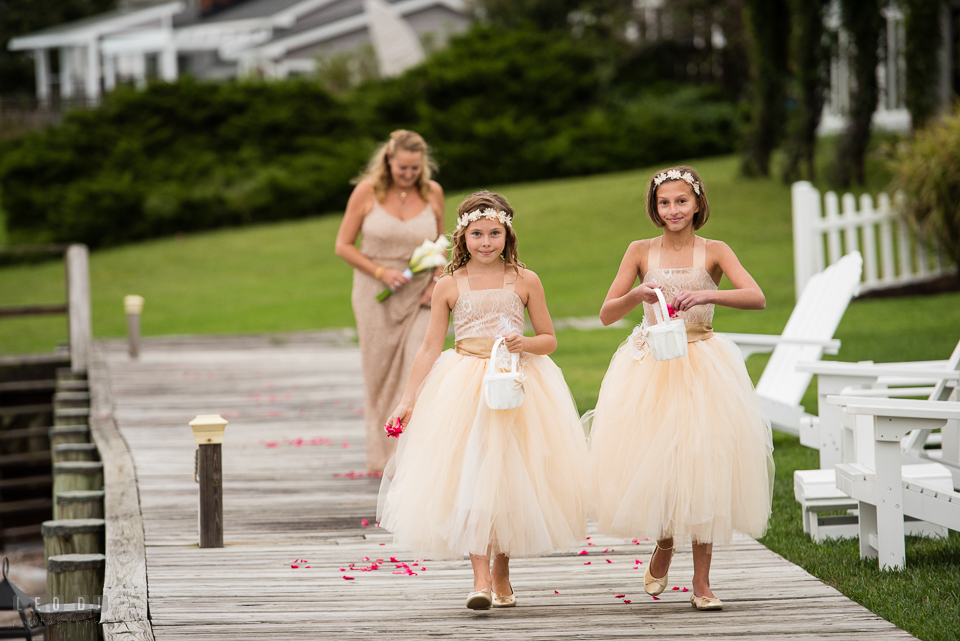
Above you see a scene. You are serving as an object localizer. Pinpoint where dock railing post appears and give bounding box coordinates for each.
[189,414,227,548]
[123,295,144,360]
[65,244,92,374]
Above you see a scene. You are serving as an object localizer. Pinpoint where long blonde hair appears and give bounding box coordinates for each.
[353,130,437,202]
[445,191,524,275]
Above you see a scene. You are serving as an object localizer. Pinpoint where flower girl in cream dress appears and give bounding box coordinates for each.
[588,166,774,611]
[377,191,588,610]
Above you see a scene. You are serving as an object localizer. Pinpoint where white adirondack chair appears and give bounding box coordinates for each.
[793,341,960,541]
[797,341,960,470]
[724,251,863,436]
[827,396,960,570]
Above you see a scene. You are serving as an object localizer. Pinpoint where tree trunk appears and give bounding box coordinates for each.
[740,0,791,177]
[903,0,943,132]
[832,0,882,188]
[781,0,829,183]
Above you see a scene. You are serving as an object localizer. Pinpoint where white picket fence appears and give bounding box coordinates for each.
[791,181,956,299]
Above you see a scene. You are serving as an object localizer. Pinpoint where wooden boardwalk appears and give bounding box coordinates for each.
[89,332,916,640]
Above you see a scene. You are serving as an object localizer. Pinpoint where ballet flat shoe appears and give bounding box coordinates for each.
[643,542,674,596]
[492,583,516,608]
[690,594,723,611]
[643,565,668,596]
[466,588,493,610]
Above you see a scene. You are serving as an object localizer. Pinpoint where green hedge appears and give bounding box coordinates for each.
[0,26,739,248]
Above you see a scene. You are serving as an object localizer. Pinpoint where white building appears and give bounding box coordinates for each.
[7,0,469,104]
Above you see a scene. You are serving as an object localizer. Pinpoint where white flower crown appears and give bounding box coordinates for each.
[455,208,513,230]
[653,170,701,195]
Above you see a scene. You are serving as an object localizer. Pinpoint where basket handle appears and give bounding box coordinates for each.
[652,288,671,324]
[488,336,519,374]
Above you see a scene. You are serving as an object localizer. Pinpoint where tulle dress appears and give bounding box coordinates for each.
[377,266,588,560]
[588,236,774,545]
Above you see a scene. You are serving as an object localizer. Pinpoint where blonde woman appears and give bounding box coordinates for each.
[335,130,445,474]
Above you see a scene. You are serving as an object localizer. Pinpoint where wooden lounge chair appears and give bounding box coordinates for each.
[793,341,959,541]
[724,251,863,436]
[828,396,960,570]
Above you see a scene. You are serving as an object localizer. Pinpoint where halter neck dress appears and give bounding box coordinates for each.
[352,201,437,474]
[588,236,775,545]
[377,265,588,560]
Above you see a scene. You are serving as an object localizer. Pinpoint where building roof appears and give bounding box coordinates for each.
[8,2,185,50]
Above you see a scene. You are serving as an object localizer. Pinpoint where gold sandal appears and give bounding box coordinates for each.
[643,541,674,596]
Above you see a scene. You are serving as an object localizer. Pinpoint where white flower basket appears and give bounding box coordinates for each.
[646,288,688,361]
[483,337,525,410]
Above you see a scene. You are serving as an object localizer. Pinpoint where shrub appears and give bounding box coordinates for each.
[0,26,740,248]
[892,108,960,264]
[0,80,370,247]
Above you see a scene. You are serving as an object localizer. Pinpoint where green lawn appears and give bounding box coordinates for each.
[2,152,959,639]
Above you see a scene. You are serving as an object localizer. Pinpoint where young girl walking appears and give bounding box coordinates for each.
[588,166,774,611]
[377,191,588,610]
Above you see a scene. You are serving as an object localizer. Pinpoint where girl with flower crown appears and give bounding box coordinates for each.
[587,166,774,611]
[377,190,588,611]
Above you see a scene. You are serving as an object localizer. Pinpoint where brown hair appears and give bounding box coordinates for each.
[445,191,524,275]
[353,130,438,202]
[644,165,711,230]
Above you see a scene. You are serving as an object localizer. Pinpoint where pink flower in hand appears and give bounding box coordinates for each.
[384,417,404,438]
[666,303,679,319]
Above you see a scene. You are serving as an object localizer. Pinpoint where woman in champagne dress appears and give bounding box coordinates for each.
[335,130,445,474]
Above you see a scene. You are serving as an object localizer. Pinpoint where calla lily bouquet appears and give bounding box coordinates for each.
[377,236,451,302]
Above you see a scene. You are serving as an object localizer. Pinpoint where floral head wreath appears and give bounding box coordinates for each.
[653,170,701,195]
[456,208,513,231]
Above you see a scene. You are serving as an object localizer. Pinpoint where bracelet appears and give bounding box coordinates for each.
[374,265,385,281]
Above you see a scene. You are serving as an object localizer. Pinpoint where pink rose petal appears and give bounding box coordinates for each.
[682,587,689,592]
[605,559,614,564]
[554,590,559,594]
[672,587,679,591]
[615,594,626,599]
[624,599,632,604]
[361,519,369,527]
[583,561,591,565]
[343,576,355,580]
[578,550,588,556]
[651,596,660,600]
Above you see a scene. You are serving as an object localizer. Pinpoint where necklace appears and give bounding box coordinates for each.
[397,189,408,211]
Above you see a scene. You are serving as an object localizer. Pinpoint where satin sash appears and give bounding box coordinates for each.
[456,337,496,358]
[685,322,714,343]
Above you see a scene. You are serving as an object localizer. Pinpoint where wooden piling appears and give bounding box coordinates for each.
[53,391,91,409]
[55,491,104,520]
[49,425,90,448]
[52,462,103,519]
[37,603,100,641]
[37,602,101,641]
[43,519,105,559]
[54,407,90,426]
[53,443,98,463]
[47,553,105,604]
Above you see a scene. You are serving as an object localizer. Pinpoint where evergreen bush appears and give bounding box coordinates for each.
[0,26,739,248]
[892,107,960,265]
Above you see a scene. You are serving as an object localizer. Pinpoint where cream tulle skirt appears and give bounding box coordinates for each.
[377,350,588,560]
[587,334,774,545]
